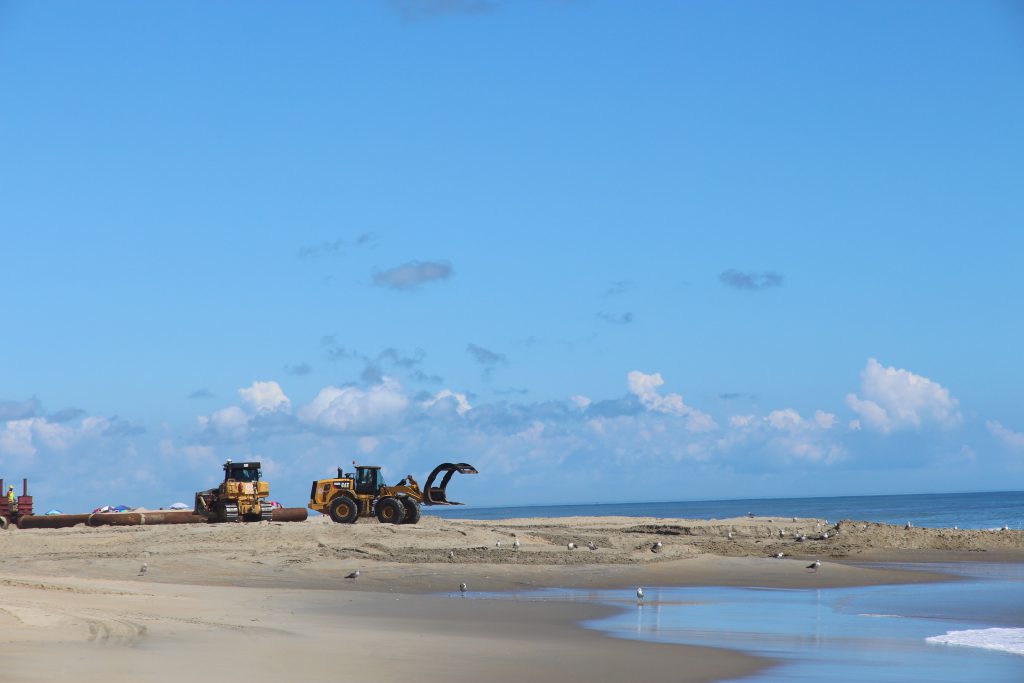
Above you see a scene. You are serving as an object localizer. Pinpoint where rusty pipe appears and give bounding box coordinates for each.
[17,514,91,529]
[15,506,308,529]
[272,507,308,522]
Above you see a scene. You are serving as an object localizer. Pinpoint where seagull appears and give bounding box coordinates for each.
[747,512,755,518]
[797,534,807,542]
[651,541,663,553]
[806,560,821,572]
[138,562,148,576]
[727,532,734,540]
[567,542,577,551]
[779,529,786,538]
[587,541,597,551]
[636,586,645,603]
[821,532,829,540]
[495,540,503,549]
[1002,524,1010,531]
[448,550,455,560]
[905,522,914,530]
[773,552,785,559]
[345,570,360,579]
[513,538,521,550]
[459,582,468,594]
[953,525,958,531]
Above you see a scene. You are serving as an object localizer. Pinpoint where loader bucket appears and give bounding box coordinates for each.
[422,463,478,505]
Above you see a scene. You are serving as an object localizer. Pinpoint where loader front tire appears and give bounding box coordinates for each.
[376,497,406,524]
[401,499,421,524]
[329,496,359,524]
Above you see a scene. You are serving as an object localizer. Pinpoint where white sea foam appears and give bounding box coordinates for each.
[926,628,1024,656]
[857,613,901,618]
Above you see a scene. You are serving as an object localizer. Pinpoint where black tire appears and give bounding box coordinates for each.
[375,497,406,524]
[401,499,421,524]
[329,496,359,524]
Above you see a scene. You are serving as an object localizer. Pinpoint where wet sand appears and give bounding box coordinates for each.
[1,514,1020,682]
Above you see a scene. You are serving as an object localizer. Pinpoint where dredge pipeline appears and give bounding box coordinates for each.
[15,507,308,530]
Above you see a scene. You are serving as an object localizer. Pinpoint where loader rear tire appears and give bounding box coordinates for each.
[401,499,421,524]
[376,497,405,524]
[329,496,359,524]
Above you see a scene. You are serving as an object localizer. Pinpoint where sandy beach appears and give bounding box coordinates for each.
[2,514,1021,682]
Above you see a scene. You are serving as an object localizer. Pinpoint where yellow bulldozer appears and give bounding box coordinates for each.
[308,462,477,524]
[194,460,273,523]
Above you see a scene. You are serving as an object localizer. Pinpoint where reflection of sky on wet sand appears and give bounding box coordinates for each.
[479,564,1024,683]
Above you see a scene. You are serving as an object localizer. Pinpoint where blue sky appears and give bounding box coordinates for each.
[1,1,1022,512]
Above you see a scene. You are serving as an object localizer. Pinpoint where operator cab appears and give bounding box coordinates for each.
[354,466,385,495]
[223,460,262,483]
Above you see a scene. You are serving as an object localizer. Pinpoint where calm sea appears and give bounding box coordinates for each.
[425,490,1024,530]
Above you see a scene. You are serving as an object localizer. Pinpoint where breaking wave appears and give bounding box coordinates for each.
[926,628,1024,656]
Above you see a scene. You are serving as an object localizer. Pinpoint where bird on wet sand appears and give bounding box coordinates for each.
[138,562,148,576]
[905,521,914,530]
[345,570,360,579]
[587,541,597,551]
[459,582,468,595]
[773,552,785,559]
[513,538,521,550]
[448,550,455,560]
[651,541,663,553]
[806,560,821,572]
[567,542,577,551]
[495,540,503,549]
[727,532,734,540]
[636,586,645,603]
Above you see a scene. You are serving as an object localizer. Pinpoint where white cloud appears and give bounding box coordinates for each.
[845,358,961,433]
[0,419,37,458]
[730,414,755,428]
[768,408,803,431]
[197,405,250,440]
[987,420,1024,450]
[627,371,717,432]
[0,415,121,461]
[239,380,291,414]
[569,395,591,410]
[421,389,472,416]
[298,378,409,432]
[814,410,837,429]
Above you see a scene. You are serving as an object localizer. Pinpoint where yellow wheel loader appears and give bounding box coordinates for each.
[308,462,477,524]
[194,460,273,523]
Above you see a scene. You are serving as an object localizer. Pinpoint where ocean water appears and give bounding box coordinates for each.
[426,490,1024,530]
[479,563,1024,682]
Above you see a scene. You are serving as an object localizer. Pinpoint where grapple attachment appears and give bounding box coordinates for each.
[422,462,478,505]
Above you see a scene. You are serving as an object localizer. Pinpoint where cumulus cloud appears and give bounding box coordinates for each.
[239,381,291,414]
[188,388,214,399]
[373,260,453,290]
[421,389,472,416]
[197,406,250,441]
[298,378,409,432]
[724,408,843,463]
[0,413,139,461]
[719,269,784,290]
[627,371,717,431]
[845,359,961,433]
[987,420,1024,450]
